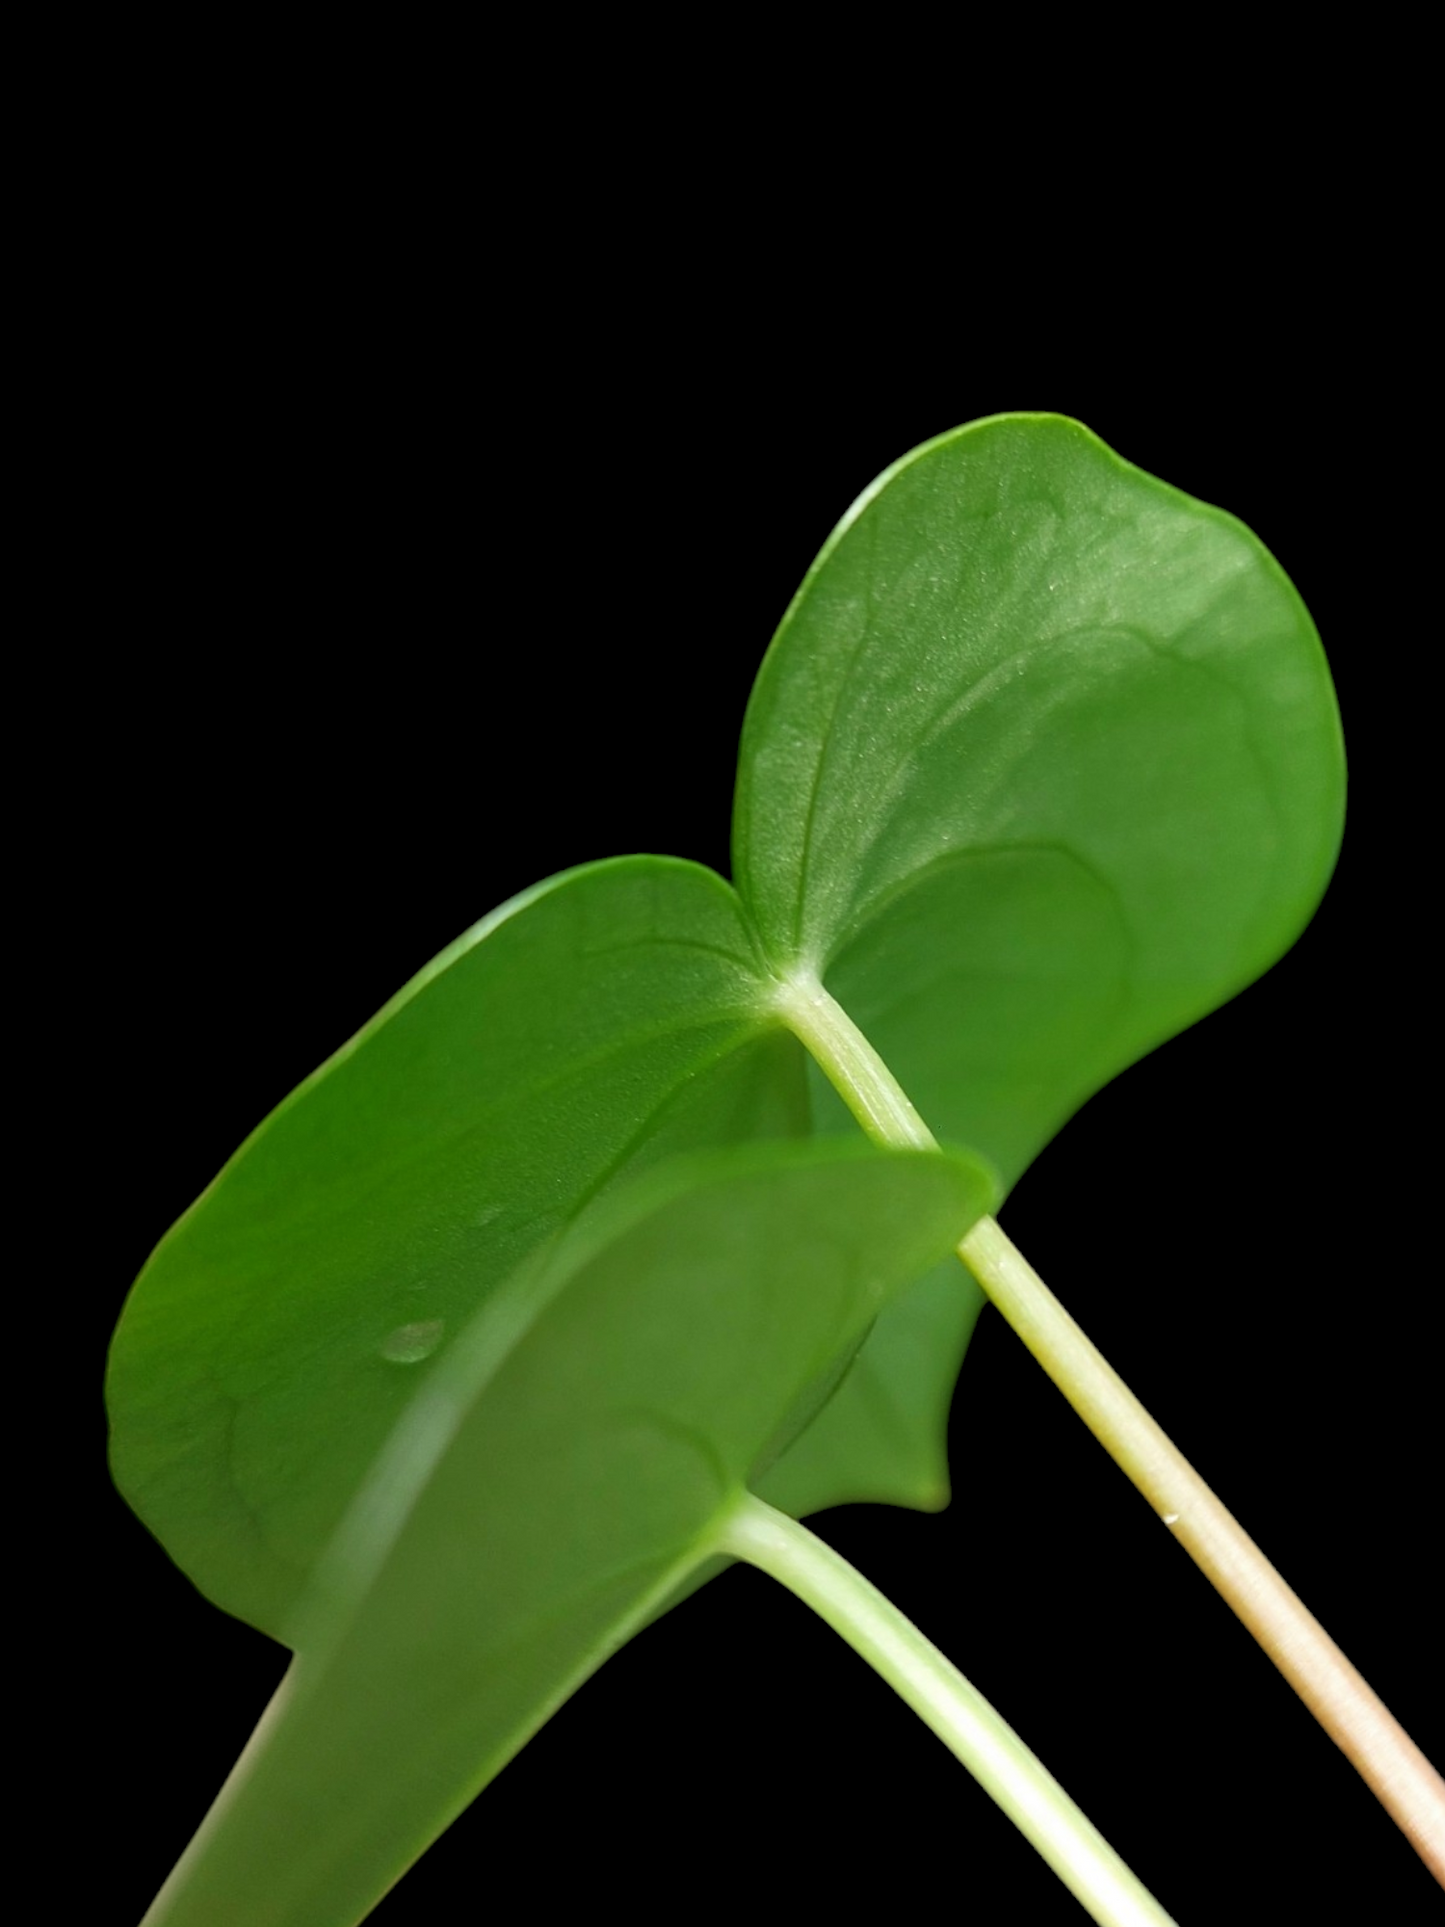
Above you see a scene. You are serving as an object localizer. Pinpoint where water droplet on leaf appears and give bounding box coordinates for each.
[380,1318,445,1364]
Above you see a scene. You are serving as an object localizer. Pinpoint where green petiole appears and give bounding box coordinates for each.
[718,1493,1177,1927]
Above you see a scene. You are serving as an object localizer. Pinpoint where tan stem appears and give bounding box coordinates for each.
[960,1213,1445,1885]
[774,971,1445,1887]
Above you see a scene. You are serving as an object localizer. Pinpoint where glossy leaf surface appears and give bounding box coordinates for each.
[108,856,802,1639]
[734,414,1344,1184]
[145,1142,994,1927]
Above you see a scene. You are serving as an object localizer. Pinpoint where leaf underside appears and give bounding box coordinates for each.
[735,413,1343,1187]
[142,1144,993,1927]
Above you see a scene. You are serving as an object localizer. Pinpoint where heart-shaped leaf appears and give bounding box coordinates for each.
[108,856,803,1640]
[142,1141,993,1927]
[734,413,1344,1184]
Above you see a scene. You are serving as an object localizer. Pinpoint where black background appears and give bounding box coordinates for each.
[79,199,1441,1923]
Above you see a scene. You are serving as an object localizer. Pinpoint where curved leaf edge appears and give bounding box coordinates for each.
[730,408,1345,981]
[290,1132,999,1655]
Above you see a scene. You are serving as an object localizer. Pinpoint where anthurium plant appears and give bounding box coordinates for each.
[108,416,1443,1924]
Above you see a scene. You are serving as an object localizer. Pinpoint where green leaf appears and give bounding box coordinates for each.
[753,1253,983,1516]
[143,1141,994,1927]
[108,856,805,1641]
[734,413,1344,1185]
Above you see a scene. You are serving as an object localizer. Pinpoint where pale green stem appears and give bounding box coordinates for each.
[717,1493,1176,1927]
[775,973,1445,1887]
